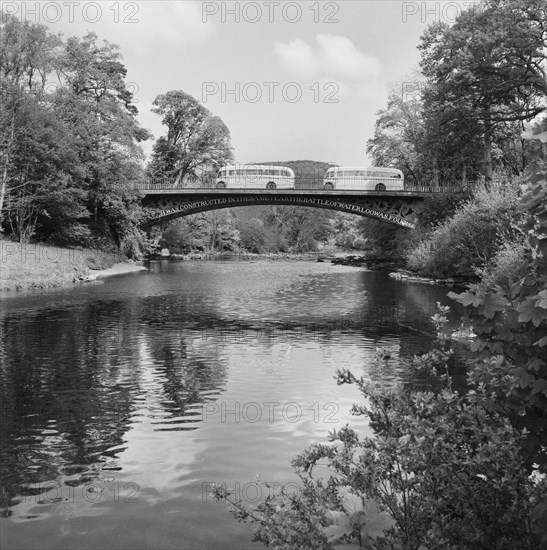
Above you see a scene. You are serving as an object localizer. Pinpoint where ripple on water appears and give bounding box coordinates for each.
[0,260,465,549]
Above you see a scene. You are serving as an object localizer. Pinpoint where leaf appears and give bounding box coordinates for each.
[324,522,352,543]
[516,298,536,323]
[478,292,507,319]
[342,493,365,516]
[535,290,547,310]
[534,336,547,347]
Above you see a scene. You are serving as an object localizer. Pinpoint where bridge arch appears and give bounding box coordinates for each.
[140,190,429,230]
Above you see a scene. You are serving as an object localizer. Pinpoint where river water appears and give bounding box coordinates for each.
[0,260,462,549]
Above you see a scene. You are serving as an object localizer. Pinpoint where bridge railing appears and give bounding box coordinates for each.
[404,185,453,193]
[138,178,453,194]
[141,177,184,189]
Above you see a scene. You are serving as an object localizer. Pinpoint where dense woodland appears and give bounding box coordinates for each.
[1,1,545,267]
[2,0,547,546]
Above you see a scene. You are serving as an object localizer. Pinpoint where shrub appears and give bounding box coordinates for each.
[475,238,531,291]
[215,370,545,549]
[214,310,546,549]
[449,159,547,471]
[405,181,522,280]
[417,186,474,230]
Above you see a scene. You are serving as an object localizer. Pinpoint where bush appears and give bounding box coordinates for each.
[417,186,474,230]
[475,238,531,291]
[47,222,93,247]
[214,309,546,549]
[449,158,547,472]
[405,181,522,280]
[215,368,545,550]
[239,218,267,253]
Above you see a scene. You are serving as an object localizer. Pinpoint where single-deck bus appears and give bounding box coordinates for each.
[322,166,404,191]
[216,164,295,189]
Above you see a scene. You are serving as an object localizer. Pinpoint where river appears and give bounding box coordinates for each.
[0,260,463,550]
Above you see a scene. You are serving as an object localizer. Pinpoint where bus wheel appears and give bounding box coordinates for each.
[324,182,334,190]
[216,182,226,189]
[375,183,386,191]
[266,182,276,190]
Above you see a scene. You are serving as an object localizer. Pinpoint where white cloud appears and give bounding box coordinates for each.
[44,1,214,53]
[275,34,381,81]
[131,1,215,49]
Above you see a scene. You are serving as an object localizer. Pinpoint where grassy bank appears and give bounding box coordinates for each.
[0,239,125,291]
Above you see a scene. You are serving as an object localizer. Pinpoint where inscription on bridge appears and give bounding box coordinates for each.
[142,194,417,229]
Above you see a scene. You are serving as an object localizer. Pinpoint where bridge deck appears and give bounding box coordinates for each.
[139,187,438,197]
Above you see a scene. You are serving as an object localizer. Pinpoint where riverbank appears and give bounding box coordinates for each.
[0,240,145,291]
[83,262,148,281]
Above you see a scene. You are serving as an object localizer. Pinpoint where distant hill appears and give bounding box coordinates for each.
[258,160,331,189]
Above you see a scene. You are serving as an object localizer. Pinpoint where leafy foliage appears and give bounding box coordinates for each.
[448,156,547,469]
[418,0,547,181]
[0,13,150,254]
[215,308,547,549]
[406,182,522,280]
[147,90,233,183]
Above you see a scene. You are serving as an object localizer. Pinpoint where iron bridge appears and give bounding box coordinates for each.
[139,186,440,230]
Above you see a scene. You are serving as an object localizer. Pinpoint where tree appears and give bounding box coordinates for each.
[148,90,233,182]
[0,12,61,231]
[239,218,267,253]
[0,15,150,252]
[366,87,424,185]
[418,0,547,182]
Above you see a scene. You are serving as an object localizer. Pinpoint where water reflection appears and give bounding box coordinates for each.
[0,261,462,549]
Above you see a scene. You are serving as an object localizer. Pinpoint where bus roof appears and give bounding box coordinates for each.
[327,166,402,172]
[219,164,295,174]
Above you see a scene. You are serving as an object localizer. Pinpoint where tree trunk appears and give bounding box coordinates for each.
[483,109,493,187]
[0,111,16,231]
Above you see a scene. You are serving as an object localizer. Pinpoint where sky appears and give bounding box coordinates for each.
[5,0,480,165]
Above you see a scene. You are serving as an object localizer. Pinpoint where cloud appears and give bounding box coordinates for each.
[275,34,382,81]
[134,1,215,48]
[46,1,214,53]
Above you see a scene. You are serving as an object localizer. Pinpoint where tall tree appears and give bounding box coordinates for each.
[0,14,150,251]
[0,13,61,230]
[148,90,233,183]
[418,0,547,182]
[366,89,424,184]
